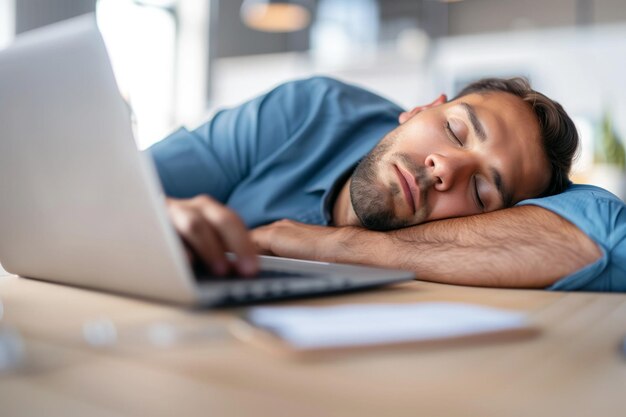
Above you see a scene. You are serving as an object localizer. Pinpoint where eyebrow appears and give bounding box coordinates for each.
[458,102,487,142]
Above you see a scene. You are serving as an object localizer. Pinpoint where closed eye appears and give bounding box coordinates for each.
[445,121,463,146]
[473,176,485,211]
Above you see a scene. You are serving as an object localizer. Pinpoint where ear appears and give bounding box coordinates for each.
[398,94,447,124]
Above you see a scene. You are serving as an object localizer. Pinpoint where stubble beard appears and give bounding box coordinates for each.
[350,140,432,231]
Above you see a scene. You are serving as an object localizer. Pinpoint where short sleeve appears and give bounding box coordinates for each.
[146,78,315,201]
[517,184,626,291]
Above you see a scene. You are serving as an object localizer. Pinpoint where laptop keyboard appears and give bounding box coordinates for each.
[194,266,352,304]
[195,268,322,281]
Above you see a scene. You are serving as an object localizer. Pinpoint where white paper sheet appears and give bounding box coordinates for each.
[247,303,529,349]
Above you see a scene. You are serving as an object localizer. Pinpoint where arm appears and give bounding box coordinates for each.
[147,79,312,201]
[147,80,314,272]
[252,205,601,288]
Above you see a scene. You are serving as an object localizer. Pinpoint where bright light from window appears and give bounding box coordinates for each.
[0,0,15,49]
[97,0,176,149]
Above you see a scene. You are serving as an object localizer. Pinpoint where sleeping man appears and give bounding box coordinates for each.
[148,76,625,291]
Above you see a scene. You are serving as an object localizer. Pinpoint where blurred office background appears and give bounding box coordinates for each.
[1,0,625,198]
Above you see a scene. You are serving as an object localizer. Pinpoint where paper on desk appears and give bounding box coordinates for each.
[247,303,529,349]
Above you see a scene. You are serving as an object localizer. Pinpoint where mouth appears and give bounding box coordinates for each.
[393,164,418,215]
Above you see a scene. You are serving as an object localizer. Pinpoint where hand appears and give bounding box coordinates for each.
[166,195,258,276]
[252,219,353,262]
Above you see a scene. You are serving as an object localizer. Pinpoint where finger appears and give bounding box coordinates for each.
[170,207,230,275]
[184,244,195,263]
[202,206,258,276]
[187,222,231,276]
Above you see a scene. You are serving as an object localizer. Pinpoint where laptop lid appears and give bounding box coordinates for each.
[0,14,415,307]
[0,14,201,304]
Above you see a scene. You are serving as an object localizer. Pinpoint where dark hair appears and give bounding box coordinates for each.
[455,77,578,198]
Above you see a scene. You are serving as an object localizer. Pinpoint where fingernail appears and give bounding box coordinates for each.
[239,258,258,276]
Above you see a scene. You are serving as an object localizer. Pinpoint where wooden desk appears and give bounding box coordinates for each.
[0,273,625,417]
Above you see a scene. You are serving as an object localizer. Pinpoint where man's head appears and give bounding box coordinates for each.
[349,77,579,231]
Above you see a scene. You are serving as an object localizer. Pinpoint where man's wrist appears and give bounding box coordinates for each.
[329,226,392,266]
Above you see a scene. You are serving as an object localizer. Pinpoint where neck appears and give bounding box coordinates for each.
[332,178,361,227]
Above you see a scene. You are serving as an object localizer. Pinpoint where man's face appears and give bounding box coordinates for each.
[350,91,550,230]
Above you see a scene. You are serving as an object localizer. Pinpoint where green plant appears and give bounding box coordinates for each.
[595,110,626,170]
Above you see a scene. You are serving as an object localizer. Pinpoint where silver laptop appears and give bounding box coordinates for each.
[0,14,414,306]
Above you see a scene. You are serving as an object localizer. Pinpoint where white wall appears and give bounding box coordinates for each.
[430,23,626,184]
[207,48,429,115]
[431,23,626,126]
[209,23,626,130]
[202,23,626,197]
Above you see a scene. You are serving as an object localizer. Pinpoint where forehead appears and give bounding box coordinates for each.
[451,91,537,129]
[448,92,550,202]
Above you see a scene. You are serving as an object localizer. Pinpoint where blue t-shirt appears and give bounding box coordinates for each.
[148,76,625,291]
[518,184,626,291]
[148,76,401,227]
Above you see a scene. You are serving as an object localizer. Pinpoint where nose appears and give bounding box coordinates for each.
[425,153,477,191]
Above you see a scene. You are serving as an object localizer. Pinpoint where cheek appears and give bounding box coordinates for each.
[393,121,444,157]
[427,191,476,221]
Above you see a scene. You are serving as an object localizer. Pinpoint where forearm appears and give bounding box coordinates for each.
[327,206,601,288]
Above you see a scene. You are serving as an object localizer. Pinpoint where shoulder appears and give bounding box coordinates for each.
[517,184,624,225]
[252,76,401,145]
[278,76,382,95]
[519,184,626,290]
[268,76,402,114]
[551,183,622,201]
[517,183,625,258]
